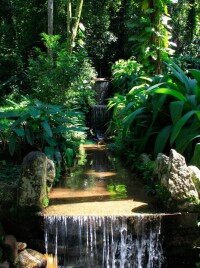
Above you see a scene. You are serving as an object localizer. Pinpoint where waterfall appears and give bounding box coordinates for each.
[44,215,164,268]
[94,79,110,105]
[90,105,112,135]
[89,79,112,136]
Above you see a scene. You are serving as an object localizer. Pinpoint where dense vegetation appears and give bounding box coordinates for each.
[0,0,199,180]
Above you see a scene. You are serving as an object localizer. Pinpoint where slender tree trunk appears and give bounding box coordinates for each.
[66,0,84,53]
[67,0,72,51]
[48,0,53,58]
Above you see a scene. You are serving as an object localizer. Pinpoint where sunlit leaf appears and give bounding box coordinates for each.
[170,111,196,145]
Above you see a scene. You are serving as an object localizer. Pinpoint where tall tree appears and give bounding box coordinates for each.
[48,0,54,58]
[66,0,84,52]
[48,0,54,36]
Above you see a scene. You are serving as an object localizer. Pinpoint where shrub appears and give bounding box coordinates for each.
[28,34,97,112]
[111,57,144,95]
[109,59,200,165]
[0,98,86,167]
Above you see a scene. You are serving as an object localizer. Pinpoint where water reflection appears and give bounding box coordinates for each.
[45,143,158,215]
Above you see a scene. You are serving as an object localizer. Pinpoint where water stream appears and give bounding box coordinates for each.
[44,215,164,268]
[44,144,166,267]
[43,78,198,268]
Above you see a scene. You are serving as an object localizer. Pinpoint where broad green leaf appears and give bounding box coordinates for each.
[122,107,145,137]
[165,60,192,94]
[152,94,167,122]
[44,146,55,159]
[5,99,18,106]
[14,128,25,137]
[187,95,197,108]
[146,82,166,92]
[65,148,74,167]
[29,109,41,118]
[170,110,196,145]
[0,111,20,119]
[0,124,9,131]
[43,135,57,146]
[41,121,53,137]
[154,125,172,156]
[176,130,200,154]
[153,88,187,101]
[9,133,17,156]
[190,69,200,83]
[25,125,34,145]
[194,84,200,103]
[10,113,30,130]
[192,143,200,168]
[170,101,184,125]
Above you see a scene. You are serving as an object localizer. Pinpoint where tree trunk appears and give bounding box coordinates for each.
[48,0,53,58]
[66,0,72,51]
[48,0,53,35]
[66,0,84,53]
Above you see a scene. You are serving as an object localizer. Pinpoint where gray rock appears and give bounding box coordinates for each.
[168,150,198,202]
[155,153,169,187]
[14,249,46,268]
[18,151,55,209]
[46,159,55,188]
[154,149,200,211]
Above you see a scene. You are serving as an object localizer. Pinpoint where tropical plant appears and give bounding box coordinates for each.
[111,57,144,95]
[109,59,200,165]
[128,0,174,74]
[28,34,97,109]
[0,98,86,166]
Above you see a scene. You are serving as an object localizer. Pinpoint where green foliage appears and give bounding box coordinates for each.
[155,184,171,204]
[109,59,200,163]
[128,0,174,74]
[169,0,200,55]
[82,0,119,75]
[0,0,46,99]
[28,34,97,111]
[111,57,144,94]
[107,183,128,199]
[42,196,49,208]
[0,98,86,166]
[0,160,21,185]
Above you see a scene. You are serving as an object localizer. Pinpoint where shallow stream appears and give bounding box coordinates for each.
[43,143,199,267]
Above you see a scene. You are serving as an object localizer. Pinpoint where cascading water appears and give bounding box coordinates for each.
[89,78,112,136]
[90,105,112,136]
[94,79,110,105]
[44,215,164,268]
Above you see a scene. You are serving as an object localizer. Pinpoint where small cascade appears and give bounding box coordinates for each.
[89,78,112,136]
[44,215,164,268]
[90,105,112,135]
[94,79,110,105]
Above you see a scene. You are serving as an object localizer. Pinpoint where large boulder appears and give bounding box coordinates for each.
[14,249,46,268]
[18,151,55,209]
[155,149,199,211]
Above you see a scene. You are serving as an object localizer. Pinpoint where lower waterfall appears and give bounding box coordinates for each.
[44,215,164,268]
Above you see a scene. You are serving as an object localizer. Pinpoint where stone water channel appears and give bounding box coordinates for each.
[43,144,199,268]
